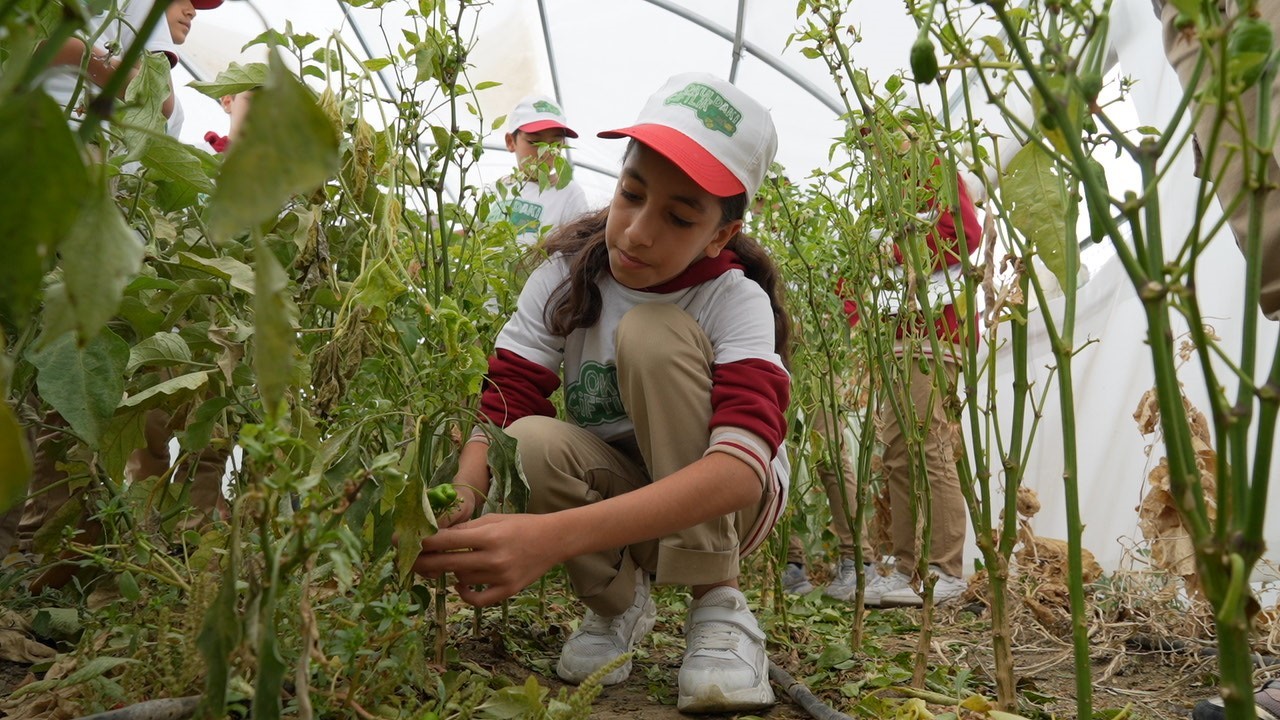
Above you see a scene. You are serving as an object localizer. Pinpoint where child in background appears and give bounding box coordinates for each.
[415,73,789,713]
[13,0,225,561]
[487,94,590,247]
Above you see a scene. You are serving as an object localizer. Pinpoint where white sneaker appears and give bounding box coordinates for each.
[862,568,912,608]
[556,569,657,686]
[677,587,775,713]
[879,565,968,607]
[823,558,871,602]
[781,562,814,595]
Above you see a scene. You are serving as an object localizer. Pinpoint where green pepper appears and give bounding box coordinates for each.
[910,36,939,84]
[426,483,458,514]
[1228,17,1274,90]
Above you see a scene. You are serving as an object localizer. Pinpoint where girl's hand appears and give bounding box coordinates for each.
[413,513,562,607]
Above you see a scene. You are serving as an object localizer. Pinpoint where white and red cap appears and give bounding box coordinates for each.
[598,72,777,198]
[506,94,579,138]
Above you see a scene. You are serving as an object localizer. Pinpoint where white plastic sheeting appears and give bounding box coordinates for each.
[172,0,1279,572]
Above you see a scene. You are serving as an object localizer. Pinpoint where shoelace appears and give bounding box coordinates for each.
[688,622,740,653]
[578,611,619,637]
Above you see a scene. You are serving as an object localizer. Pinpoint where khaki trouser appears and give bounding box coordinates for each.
[878,353,966,578]
[1162,0,1280,318]
[17,401,228,549]
[786,407,869,565]
[507,303,772,617]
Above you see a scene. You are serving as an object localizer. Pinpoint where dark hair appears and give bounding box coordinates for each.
[541,150,792,366]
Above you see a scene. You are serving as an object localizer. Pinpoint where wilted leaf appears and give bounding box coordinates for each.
[189,61,268,99]
[252,234,297,419]
[177,252,256,295]
[208,53,339,242]
[1002,142,1070,289]
[118,52,171,160]
[351,259,407,320]
[0,90,91,324]
[27,329,129,447]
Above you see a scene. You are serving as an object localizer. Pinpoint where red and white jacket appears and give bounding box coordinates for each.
[477,250,791,555]
[842,169,983,361]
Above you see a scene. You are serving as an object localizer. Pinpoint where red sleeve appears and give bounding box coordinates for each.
[709,359,790,453]
[478,348,561,427]
[928,172,982,268]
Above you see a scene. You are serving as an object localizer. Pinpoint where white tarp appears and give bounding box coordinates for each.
[169,0,1278,573]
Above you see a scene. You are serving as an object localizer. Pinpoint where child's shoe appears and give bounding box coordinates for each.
[676,586,775,713]
[781,562,814,595]
[822,557,873,601]
[879,565,967,607]
[862,568,913,608]
[556,569,656,686]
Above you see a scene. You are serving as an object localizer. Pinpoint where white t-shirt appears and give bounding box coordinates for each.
[487,176,590,246]
[41,0,181,137]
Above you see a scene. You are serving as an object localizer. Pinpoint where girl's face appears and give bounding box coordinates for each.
[166,0,197,44]
[505,128,568,176]
[605,143,742,290]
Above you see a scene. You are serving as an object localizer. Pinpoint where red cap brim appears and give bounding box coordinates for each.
[518,119,578,138]
[598,124,745,197]
[193,0,223,8]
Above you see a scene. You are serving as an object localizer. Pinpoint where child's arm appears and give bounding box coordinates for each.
[414,451,761,606]
[48,38,126,93]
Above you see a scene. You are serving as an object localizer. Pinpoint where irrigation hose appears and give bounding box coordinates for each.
[770,659,856,720]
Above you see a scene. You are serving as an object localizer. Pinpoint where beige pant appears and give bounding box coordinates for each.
[17,401,228,549]
[878,354,967,578]
[507,304,772,617]
[1162,0,1280,317]
[786,407,869,564]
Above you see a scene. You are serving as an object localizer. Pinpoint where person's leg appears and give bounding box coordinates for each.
[1161,0,1280,318]
[175,445,231,531]
[811,405,873,600]
[614,303,774,712]
[878,355,968,607]
[125,408,172,482]
[17,404,72,551]
[505,414,658,687]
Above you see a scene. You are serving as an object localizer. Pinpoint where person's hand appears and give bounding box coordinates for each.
[413,513,562,607]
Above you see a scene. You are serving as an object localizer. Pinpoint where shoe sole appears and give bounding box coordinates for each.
[677,681,775,713]
[555,601,658,686]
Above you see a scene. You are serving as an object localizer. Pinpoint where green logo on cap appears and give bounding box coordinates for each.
[664,83,741,137]
[533,100,562,116]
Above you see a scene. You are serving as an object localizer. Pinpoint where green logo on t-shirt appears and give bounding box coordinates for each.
[566,361,625,427]
[664,83,741,137]
[493,198,543,233]
[533,100,562,116]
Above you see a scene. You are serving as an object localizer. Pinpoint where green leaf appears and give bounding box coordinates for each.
[119,52,171,161]
[484,425,529,515]
[60,176,144,345]
[189,61,268,99]
[0,402,32,514]
[816,642,853,669]
[100,409,149,481]
[0,91,91,324]
[393,451,432,580]
[255,568,287,720]
[1002,143,1070,289]
[117,570,141,601]
[141,134,216,194]
[179,396,232,454]
[117,371,210,411]
[177,252,257,295]
[253,233,297,420]
[351,259,407,320]
[27,329,129,447]
[208,53,340,242]
[127,332,193,374]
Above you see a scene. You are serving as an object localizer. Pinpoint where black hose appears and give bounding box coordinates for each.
[770,659,856,720]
